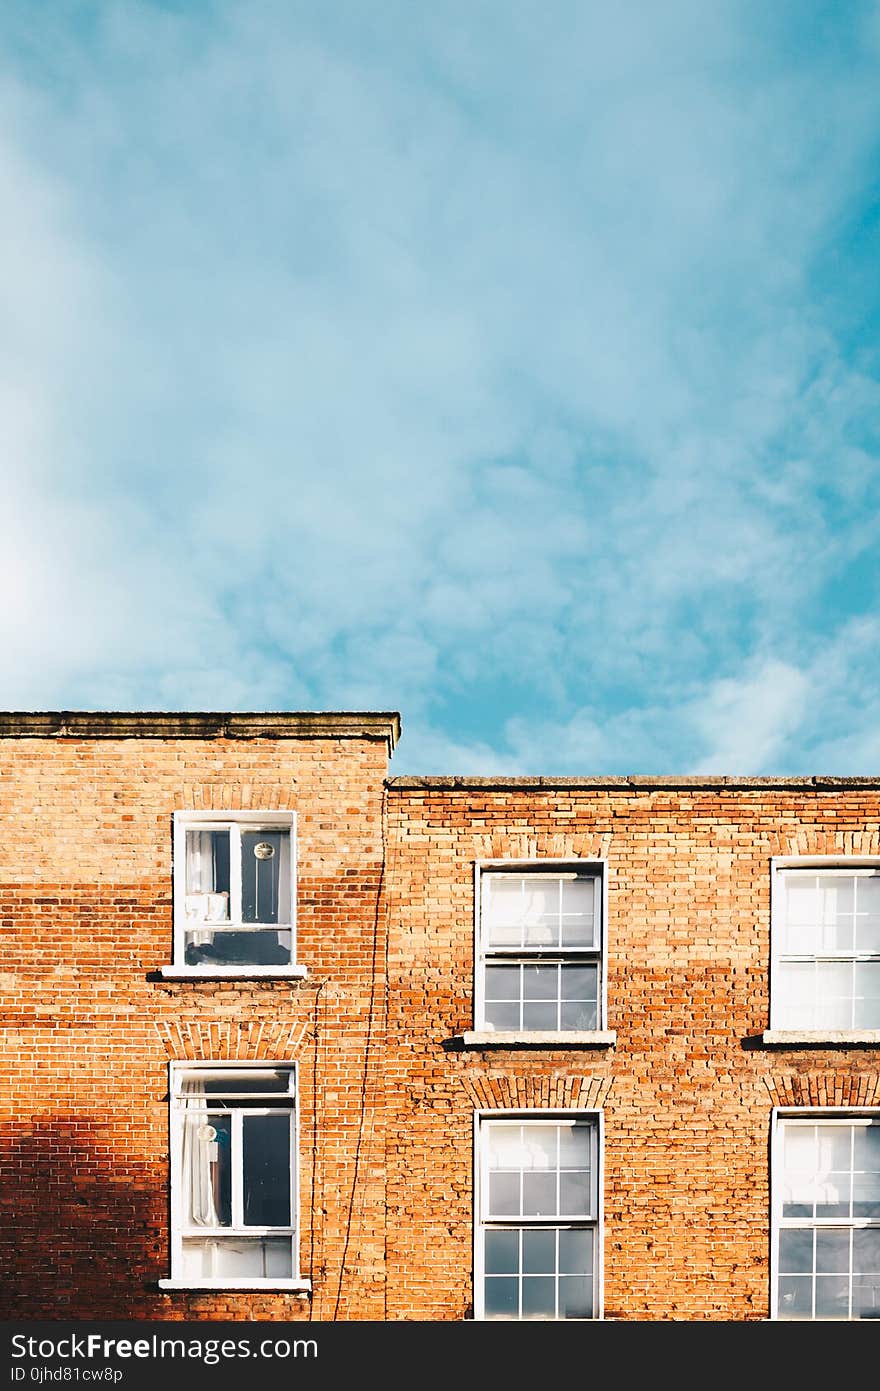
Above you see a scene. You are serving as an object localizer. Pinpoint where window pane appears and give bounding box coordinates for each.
[814,962,855,1030]
[181,1237,291,1279]
[778,1275,812,1318]
[776,962,814,1028]
[183,1112,231,1227]
[779,1228,813,1274]
[523,964,558,1001]
[559,1275,592,1319]
[522,1002,558,1030]
[488,1173,520,1216]
[560,1172,592,1215]
[521,1276,555,1318]
[521,882,560,944]
[782,880,822,952]
[855,877,880,952]
[815,1229,850,1273]
[484,1001,521,1030]
[185,830,230,922]
[241,830,289,924]
[522,1229,556,1274]
[242,1114,291,1227]
[522,1172,557,1216]
[852,1229,880,1320]
[560,965,599,1030]
[817,878,854,952]
[815,1276,849,1319]
[184,928,291,967]
[854,963,880,1029]
[560,879,596,947]
[559,1228,593,1276]
[558,1124,592,1172]
[485,965,520,1001]
[483,879,527,946]
[485,1277,519,1318]
[485,1230,519,1275]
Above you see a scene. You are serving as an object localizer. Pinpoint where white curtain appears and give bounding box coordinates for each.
[181,1078,219,1227]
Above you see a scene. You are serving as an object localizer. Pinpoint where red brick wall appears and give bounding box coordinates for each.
[0,729,390,1320]
[383,779,880,1321]
[4,737,880,1321]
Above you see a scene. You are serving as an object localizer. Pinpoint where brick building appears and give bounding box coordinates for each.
[2,710,879,1321]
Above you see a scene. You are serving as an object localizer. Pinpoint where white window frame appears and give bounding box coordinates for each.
[159,1060,310,1292]
[770,1106,880,1321]
[473,859,610,1039]
[164,810,306,978]
[768,857,880,1038]
[473,1109,604,1321]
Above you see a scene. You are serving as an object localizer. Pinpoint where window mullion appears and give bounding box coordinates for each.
[231,1110,244,1229]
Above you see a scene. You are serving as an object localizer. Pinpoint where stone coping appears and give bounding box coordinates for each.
[0,710,401,751]
[387,774,880,790]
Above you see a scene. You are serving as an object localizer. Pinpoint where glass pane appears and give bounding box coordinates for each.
[854,963,880,1029]
[183,1111,230,1227]
[519,1126,557,1170]
[559,1124,592,1171]
[560,1171,592,1215]
[181,1236,292,1280]
[777,1275,813,1318]
[853,1228,880,1282]
[560,879,596,947]
[815,1276,849,1318]
[559,1275,592,1319]
[815,1229,850,1273]
[185,829,230,922]
[853,1125,880,1173]
[483,879,527,946]
[522,1229,556,1273]
[814,962,854,1030]
[855,877,880,952]
[184,927,291,967]
[484,1277,518,1318]
[485,1230,519,1275]
[523,964,558,1001]
[522,1001,558,1030]
[783,879,822,952]
[778,1228,813,1274]
[561,1001,598,1030]
[241,830,289,924]
[488,1173,520,1216]
[522,1172,557,1216]
[485,965,520,1001]
[242,1114,290,1226]
[817,878,854,952]
[559,1228,593,1276]
[776,963,814,1028]
[522,883,560,946]
[485,1001,520,1031]
[521,1276,555,1318]
[852,1275,880,1320]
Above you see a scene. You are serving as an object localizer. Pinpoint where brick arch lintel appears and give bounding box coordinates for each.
[762,1073,880,1108]
[457,1072,613,1111]
[154,1019,312,1061]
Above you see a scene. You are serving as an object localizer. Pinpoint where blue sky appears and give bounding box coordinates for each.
[2,1,880,775]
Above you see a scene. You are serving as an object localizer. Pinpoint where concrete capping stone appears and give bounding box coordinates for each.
[0,710,401,751]
[387,774,880,790]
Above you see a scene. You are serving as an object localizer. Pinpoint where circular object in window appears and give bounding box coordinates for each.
[254,841,275,859]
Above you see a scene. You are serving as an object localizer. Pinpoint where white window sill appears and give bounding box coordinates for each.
[158,1278,311,1293]
[159,965,308,980]
[448,1030,617,1050]
[761,1029,880,1046]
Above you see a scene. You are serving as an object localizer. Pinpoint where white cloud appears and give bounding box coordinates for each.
[0,2,879,775]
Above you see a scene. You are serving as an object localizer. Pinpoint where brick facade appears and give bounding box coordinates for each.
[2,715,879,1320]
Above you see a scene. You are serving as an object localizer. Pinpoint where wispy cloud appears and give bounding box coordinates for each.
[1,2,879,772]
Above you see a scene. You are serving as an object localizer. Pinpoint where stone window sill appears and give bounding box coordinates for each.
[158,1278,311,1293]
[760,1029,880,1047]
[158,965,309,981]
[444,1030,617,1051]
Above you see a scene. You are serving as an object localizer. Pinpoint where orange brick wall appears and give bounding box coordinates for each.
[383,779,880,1321]
[0,729,390,1320]
[4,732,880,1322]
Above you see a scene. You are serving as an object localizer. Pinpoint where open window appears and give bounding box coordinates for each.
[170,811,301,974]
